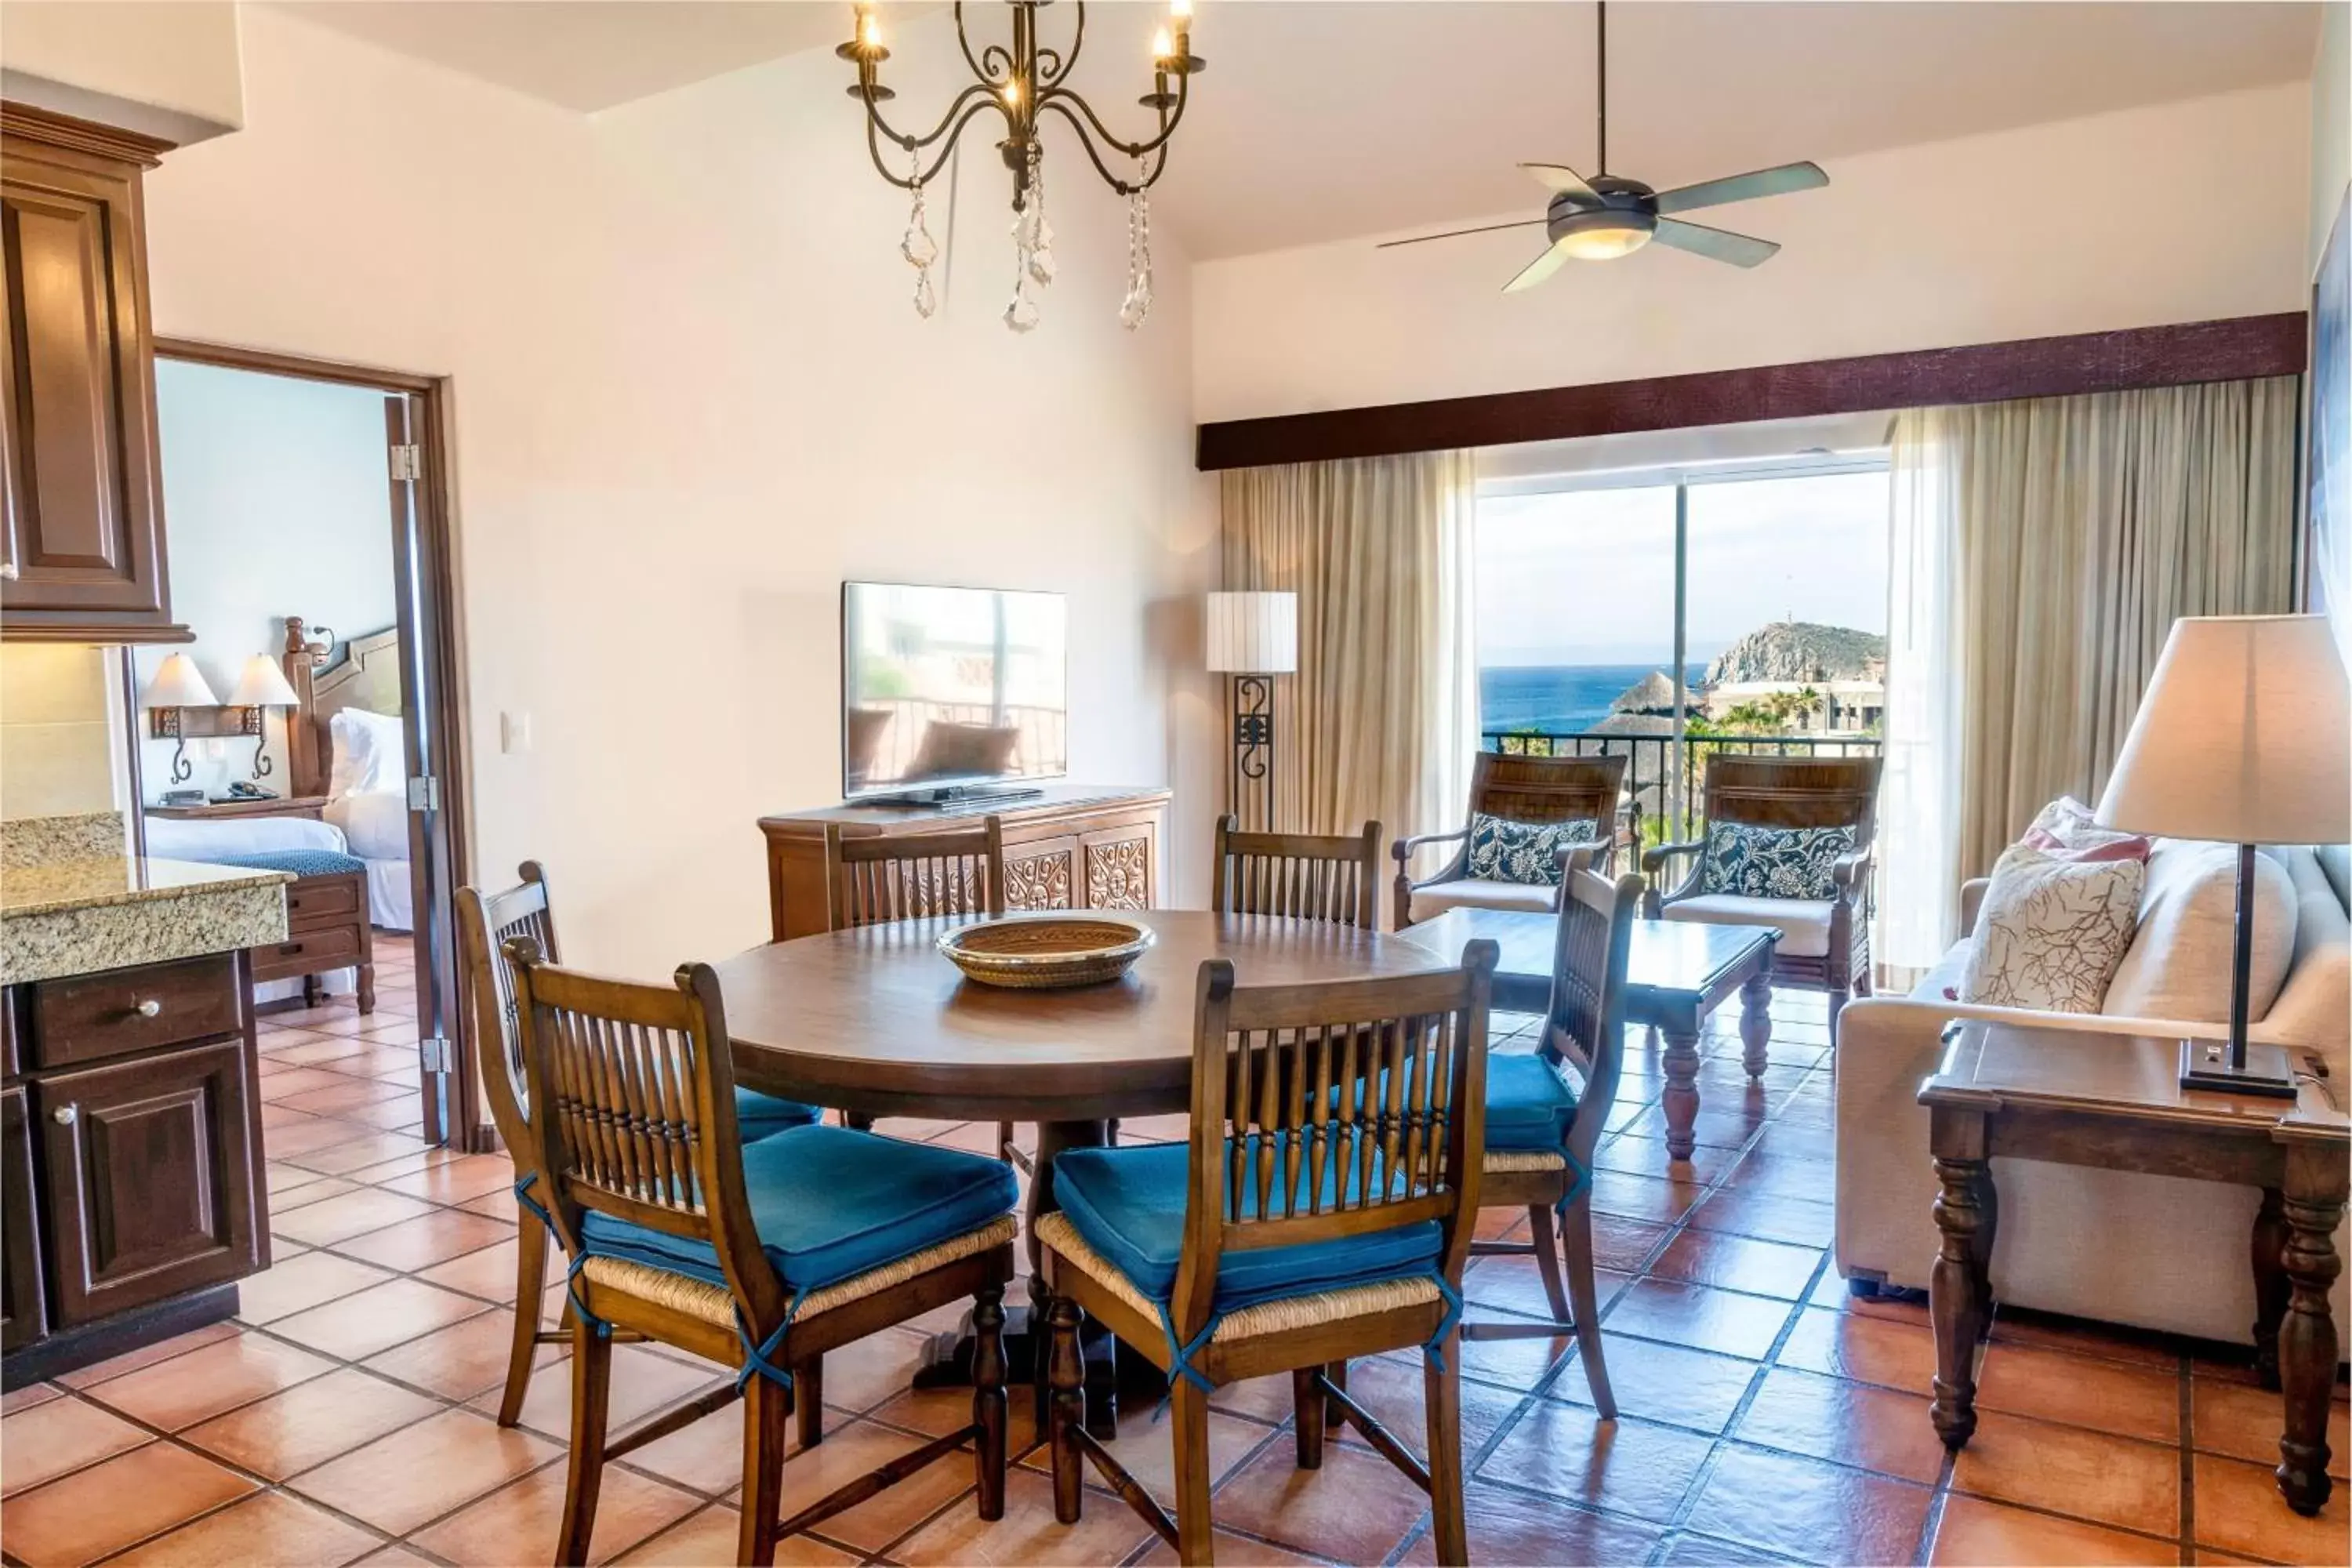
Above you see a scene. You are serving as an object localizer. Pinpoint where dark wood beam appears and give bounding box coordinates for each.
[1194,312,2308,471]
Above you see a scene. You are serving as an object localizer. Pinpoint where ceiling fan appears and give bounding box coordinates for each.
[1381,0,1828,291]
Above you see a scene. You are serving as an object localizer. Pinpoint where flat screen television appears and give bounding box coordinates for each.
[840,581,1069,802]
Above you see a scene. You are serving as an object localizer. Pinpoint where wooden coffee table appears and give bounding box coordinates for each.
[1921,1020,2348,1515]
[1401,906,1780,1160]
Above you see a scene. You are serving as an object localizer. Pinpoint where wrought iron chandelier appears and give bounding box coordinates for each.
[840,2,1203,332]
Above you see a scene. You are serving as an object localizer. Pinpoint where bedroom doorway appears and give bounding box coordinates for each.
[135,340,471,1148]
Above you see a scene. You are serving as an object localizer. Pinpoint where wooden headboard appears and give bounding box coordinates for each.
[282,615,404,797]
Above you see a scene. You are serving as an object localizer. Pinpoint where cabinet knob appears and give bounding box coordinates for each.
[0,561,18,582]
[52,1105,77,1127]
[134,999,162,1018]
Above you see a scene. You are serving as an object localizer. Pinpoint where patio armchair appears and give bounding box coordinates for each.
[1393,751,1634,928]
[1642,753,1881,1038]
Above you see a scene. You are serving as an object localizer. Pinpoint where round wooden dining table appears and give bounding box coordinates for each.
[713,907,1478,1428]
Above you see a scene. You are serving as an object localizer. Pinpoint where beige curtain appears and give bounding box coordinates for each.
[1220,452,1478,856]
[1882,376,2299,953]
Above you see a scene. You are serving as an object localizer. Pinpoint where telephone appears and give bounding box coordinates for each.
[224,781,279,802]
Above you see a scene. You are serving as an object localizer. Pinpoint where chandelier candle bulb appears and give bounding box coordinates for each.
[1152,26,1174,63]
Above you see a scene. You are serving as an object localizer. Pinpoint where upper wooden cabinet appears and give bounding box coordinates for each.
[0,103,183,643]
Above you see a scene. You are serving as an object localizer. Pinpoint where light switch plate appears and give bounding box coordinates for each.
[501,712,533,754]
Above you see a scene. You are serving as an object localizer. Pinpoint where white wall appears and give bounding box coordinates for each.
[1194,83,2314,422]
[129,359,400,804]
[0,1,242,143]
[140,6,1214,973]
[2316,3,2350,274]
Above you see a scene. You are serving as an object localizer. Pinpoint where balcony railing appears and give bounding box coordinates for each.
[1483,729,1883,846]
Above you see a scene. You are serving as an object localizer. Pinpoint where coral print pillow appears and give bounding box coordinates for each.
[1466,814,1601,886]
[1698,822,1855,900]
[1957,843,2145,1013]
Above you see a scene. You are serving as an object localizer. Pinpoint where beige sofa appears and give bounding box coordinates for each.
[1834,844,2350,1347]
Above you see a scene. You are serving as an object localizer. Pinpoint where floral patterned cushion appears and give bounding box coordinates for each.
[1957,843,2145,1013]
[1698,822,1855,900]
[1465,814,1602,887]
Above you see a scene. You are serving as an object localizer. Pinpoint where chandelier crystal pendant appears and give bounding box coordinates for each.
[842,2,1202,331]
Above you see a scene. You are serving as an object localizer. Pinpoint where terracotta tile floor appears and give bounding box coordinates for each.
[5,956,2346,1566]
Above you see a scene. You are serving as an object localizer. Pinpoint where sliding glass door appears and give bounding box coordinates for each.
[1475,454,1890,844]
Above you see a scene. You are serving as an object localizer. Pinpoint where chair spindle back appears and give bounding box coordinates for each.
[505,942,787,1329]
[823,818,1007,931]
[456,862,559,1152]
[1210,816,1383,928]
[1539,850,1642,1166]
[1168,942,1499,1340]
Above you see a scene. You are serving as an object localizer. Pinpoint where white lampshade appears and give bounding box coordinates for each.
[1205,591,1298,674]
[143,652,220,710]
[2096,615,2352,845]
[227,654,299,709]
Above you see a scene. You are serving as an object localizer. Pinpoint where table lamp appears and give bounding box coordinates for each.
[2095,615,2352,1096]
[1205,590,1298,831]
[228,654,301,783]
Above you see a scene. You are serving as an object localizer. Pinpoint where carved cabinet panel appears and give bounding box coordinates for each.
[0,106,176,639]
[34,1039,259,1327]
[2,1085,42,1352]
[1082,829,1155,911]
[1004,838,1076,912]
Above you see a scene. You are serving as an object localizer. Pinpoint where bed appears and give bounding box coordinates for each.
[286,618,415,934]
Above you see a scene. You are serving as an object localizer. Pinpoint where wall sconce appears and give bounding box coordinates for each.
[143,653,223,785]
[227,655,300,782]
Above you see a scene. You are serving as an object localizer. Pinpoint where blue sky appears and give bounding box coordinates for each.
[1476,468,1892,668]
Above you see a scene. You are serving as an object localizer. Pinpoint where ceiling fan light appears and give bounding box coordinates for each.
[1552,209,1655,260]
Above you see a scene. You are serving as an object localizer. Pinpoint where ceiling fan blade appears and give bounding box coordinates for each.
[1652,218,1780,268]
[1503,239,1573,293]
[1520,162,1599,201]
[1377,218,1549,250]
[1652,161,1828,216]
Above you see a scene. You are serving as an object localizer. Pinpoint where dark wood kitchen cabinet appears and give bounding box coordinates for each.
[0,100,186,643]
[0,953,269,1387]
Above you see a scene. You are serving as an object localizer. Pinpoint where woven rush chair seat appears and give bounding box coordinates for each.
[1033,1213,1446,1344]
[583,1214,1020,1329]
[575,1122,1018,1290]
[1047,1142,1445,1311]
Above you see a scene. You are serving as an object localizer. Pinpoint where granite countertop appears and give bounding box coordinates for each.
[1,835,295,986]
[2,856,293,919]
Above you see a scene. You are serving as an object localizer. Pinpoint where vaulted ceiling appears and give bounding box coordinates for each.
[279,1,2323,260]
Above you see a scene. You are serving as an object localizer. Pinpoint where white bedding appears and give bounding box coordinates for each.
[144,801,413,935]
[326,789,409,862]
[143,812,347,860]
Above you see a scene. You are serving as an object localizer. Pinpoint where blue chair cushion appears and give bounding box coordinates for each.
[735,1087,822,1141]
[1051,1141,1443,1313]
[578,1123,1016,1294]
[198,848,369,878]
[1484,1053,1578,1152]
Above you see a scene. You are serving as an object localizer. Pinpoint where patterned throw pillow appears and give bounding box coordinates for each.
[1465,814,1601,886]
[1698,822,1856,900]
[1956,843,2145,1013]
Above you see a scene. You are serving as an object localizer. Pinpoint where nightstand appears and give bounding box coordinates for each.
[147,795,331,822]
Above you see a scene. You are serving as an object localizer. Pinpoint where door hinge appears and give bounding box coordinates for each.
[389,443,422,482]
[418,1036,453,1074]
[407,775,441,812]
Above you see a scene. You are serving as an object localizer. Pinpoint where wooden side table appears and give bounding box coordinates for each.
[1920,1020,2348,1515]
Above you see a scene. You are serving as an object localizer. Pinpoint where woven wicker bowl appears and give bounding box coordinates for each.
[936,915,1156,990]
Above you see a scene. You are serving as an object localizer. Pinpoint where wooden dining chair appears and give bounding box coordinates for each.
[456,863,820,1432]
[1036,942,1499,1566]
[506,940,1020,1566]
[822,816,1017,1155]
[1460,847,1641,1420]
[1209,815,1383,928]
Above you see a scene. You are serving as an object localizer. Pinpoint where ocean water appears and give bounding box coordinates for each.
[1480,663,1708,735]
